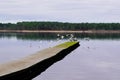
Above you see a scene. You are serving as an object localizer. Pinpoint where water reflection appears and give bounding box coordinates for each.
[0,33,120,80]
[0,32,120,40]
[34,40,120,80]
[0,36,65,63]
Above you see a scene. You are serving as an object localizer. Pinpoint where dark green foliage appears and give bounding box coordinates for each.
[0,22,120,30]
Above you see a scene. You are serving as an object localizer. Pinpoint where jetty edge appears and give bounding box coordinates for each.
[0,41,80,80]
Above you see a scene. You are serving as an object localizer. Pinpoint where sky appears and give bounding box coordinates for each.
[0,0,120,23]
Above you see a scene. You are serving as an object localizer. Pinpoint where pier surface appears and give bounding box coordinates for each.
[0,41,79,80]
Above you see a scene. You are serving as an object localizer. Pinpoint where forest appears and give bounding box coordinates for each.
[0,22,120,30]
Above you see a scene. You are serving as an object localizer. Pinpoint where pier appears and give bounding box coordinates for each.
[0,41,79,80]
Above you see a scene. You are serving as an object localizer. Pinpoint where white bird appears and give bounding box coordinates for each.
[66,34,69,37]
[61,35,64,39]
[57,34,60,37]
[73,37,77,41]
[70,34,74,37]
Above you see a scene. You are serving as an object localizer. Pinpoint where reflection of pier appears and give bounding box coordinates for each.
[0,42,79,80]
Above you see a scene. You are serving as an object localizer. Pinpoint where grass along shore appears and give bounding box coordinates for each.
[0,30,120,33]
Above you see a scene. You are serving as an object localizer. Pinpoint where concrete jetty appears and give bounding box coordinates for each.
[0,41,79,80]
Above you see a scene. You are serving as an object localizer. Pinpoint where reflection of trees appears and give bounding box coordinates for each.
[0,32,120,40]
[76,33,120,40]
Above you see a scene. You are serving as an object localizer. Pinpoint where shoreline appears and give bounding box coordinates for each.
[0,30,120,33]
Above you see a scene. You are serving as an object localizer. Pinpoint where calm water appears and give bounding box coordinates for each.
[0,33,120,80]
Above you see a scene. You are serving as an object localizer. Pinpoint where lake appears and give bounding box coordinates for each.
[0,32,120,80]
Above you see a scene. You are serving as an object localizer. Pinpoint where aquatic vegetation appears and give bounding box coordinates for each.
[55,41,78,48]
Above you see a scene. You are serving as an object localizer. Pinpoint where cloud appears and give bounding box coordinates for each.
[0,0,120,23]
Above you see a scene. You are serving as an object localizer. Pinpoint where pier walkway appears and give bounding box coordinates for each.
[0,41,79,80]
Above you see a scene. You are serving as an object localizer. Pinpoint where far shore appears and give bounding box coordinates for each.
[0,30,120,33]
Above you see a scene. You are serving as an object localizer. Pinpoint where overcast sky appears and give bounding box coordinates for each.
[0,0,120,23]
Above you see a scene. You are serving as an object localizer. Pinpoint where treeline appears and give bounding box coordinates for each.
[0,22,120,30]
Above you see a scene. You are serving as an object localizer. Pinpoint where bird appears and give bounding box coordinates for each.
[61,35,64,39]
[70,34,74,38]
[68,34,78,41]
[57,34,60,37]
